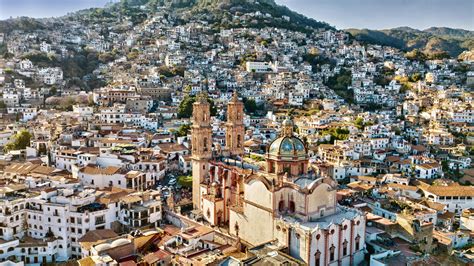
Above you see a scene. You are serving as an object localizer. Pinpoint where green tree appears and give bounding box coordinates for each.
[243,98,258,113]
[354,117,364,130]
[410,73,422,82]
[324,69,353,103]
[176,124,191,137]
[177,95,217,119]
[4,130,32,152]
[49,86,57,96]
[406,49,427,62]
[178,95,196,119]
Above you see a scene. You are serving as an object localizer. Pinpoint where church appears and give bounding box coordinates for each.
[190,92,366,265]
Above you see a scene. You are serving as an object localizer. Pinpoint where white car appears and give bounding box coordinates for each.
[168,179,177,185]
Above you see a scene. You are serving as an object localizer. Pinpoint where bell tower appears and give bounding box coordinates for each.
[226,91,245,157]
[191,92,212,210]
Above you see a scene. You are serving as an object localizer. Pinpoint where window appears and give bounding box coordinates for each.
[288,200,295,213]
[278,200,285,212]
[237,135,241,148]
[355,235,361,250]
[343,240,348,256]
[204,138,208,152]
[329,245,335,261]
[314,250,321,266]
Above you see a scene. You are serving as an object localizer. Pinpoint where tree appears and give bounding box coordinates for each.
[410,73,422,82]
[177,95,217,119]
[406,49,427,62]
[324,69,353,103]
[49,86,57,96]
[354,117,364,130]
[178,95,196,119]
[243,98,258,113]
[176,124,191,137]
[4,130,32,152]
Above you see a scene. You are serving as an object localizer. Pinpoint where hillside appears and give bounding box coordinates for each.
[82,0,333,33]
[187,0,333,32]
[347,27,474,58]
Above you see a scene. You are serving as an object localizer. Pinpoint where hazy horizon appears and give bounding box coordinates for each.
[0,0,472,31]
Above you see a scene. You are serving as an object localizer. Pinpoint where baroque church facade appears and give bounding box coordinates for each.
[190,92,366,265]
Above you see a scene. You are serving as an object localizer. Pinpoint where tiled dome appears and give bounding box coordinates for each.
[268,135,306,159]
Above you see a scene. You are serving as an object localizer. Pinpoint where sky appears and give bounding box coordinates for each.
[0,0,473,30]
[276,0,474,30]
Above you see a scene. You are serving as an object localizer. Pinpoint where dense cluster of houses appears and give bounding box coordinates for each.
[0,0,472,265]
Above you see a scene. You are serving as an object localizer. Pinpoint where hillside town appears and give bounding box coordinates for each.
[0,0,473,265]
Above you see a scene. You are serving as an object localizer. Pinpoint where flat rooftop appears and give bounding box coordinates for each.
[283,206,360,230]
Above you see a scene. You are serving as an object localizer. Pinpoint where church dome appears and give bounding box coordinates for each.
[268,135,307,159]
[267,116,307,161]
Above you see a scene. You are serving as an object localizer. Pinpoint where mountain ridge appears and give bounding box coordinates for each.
[346,26,473,57]
[1,0,472,57]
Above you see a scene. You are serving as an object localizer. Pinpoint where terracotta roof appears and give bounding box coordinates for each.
[99,189,131,204]
[420,200,446,211]
[180,225,214,240]
[31,165,56,175]
[4,163,40,175]
[412,145,427,152]
[156,143,189,153]
[356,175,378,182]
[78,229,118,250]
[347,181,373,191]
[386,183,419,191]
[462,168,474,177]
[121,195,142,204]
[438,211,455,219]
[417,163,440,169]
[142,250,171,264]
[78,229,118,243]
[80,165,121,175]
[424,184,474,197]
[386,156,400,162]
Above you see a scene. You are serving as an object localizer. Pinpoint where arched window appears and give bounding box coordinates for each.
[343,239,348,256]
[203,138,208,152]
[329,245,335,261]
[314,250,321,266]
[237,135,241,148]
[355,235,361,250]
[278,200,285,212]
[288,200,295,213]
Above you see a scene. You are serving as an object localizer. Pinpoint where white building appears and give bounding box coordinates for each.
[420,184,474,214]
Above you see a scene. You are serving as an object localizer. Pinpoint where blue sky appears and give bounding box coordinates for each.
[0,0,473,30]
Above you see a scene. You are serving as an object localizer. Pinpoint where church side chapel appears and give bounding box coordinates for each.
[190,92,366,265]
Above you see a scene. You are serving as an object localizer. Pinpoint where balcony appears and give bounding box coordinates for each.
[95,217,105,225]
